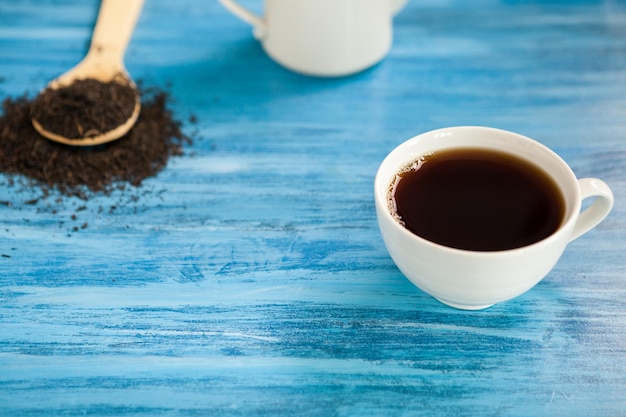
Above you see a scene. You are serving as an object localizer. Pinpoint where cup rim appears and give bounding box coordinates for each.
[374,126,582,256]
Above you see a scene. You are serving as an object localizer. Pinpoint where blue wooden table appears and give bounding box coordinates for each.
[1,1,625,415]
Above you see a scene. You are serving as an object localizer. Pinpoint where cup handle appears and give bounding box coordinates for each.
[219,0,266,39]
[569,178,614,242]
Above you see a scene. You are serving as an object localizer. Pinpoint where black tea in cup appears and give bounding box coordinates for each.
[389,148,566,251]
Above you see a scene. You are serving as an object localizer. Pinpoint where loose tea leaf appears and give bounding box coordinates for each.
[0,84,192,199]
[30,78,137,139]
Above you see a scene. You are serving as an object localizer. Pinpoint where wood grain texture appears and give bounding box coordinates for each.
[1,0,625,416]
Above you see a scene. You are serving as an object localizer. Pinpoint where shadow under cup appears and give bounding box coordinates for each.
[374,126,614,310]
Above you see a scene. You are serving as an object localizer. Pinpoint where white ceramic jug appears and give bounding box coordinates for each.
[219,0,408,77]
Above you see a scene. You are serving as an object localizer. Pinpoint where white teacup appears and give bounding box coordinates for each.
[374,126,614,310]
[219,0,407,77]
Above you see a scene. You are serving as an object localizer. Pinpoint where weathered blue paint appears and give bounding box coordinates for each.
[1,0,625,416]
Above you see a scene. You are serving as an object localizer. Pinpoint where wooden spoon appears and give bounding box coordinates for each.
[31,0,145,146]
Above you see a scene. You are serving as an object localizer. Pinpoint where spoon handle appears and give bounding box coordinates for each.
[88,0,145,72]
[51,0,145,85]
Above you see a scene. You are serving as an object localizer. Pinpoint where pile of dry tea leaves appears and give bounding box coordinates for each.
[0,84,192,199]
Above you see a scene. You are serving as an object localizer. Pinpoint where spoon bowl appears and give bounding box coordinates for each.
[31,0,145,147]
